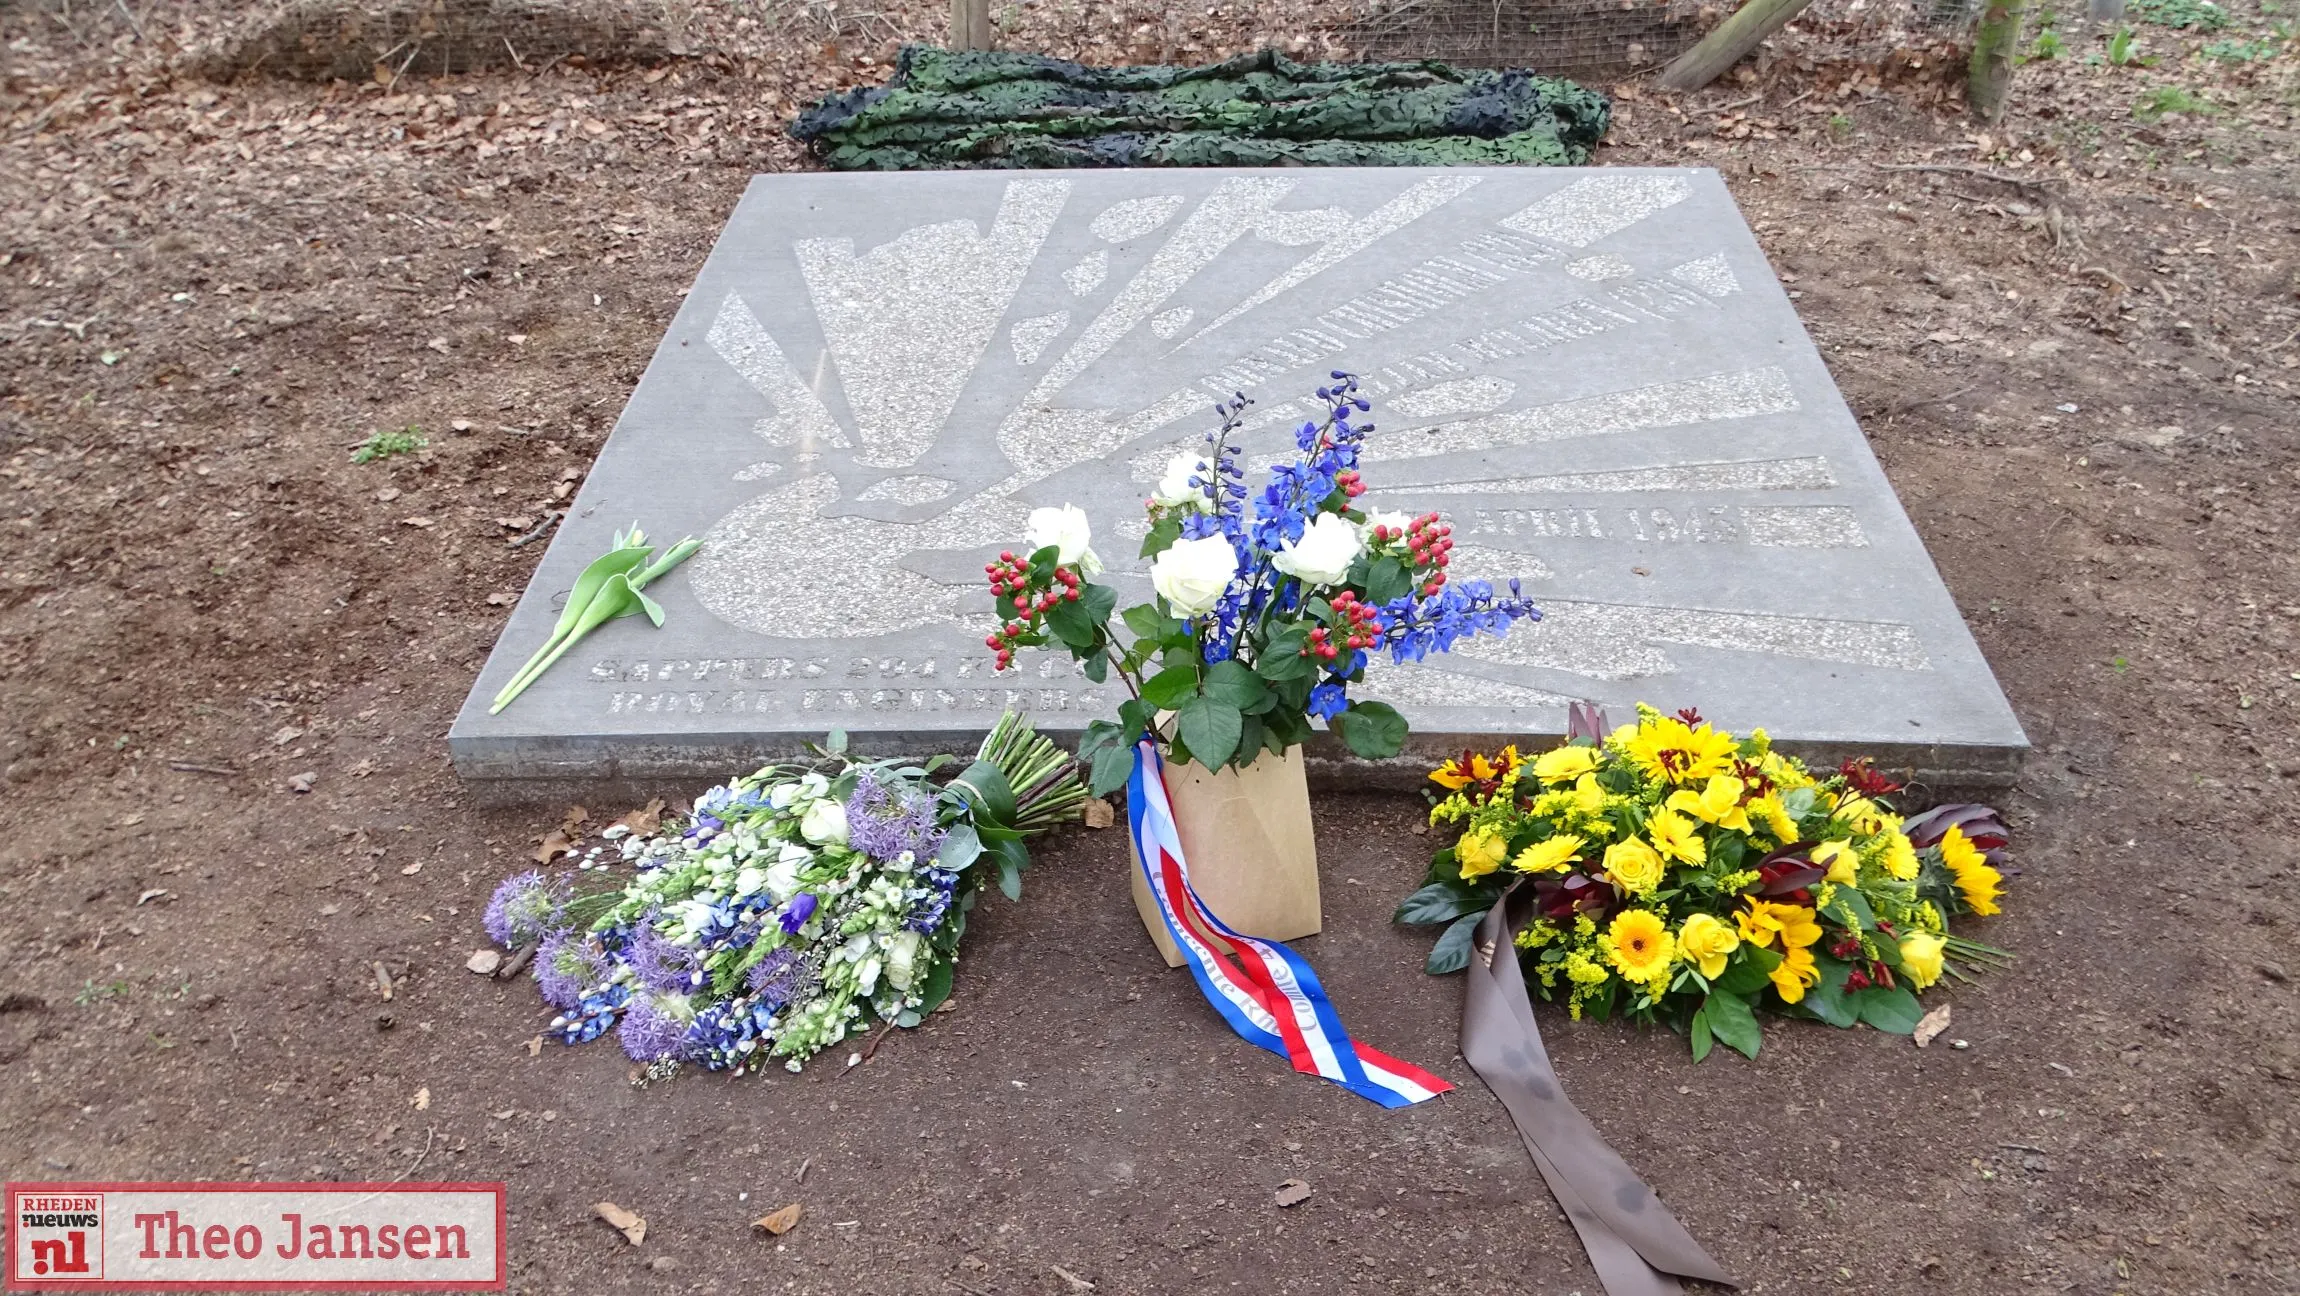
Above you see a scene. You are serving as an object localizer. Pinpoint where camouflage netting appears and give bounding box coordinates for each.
[789,46,1611,170]
[185,0,697,83]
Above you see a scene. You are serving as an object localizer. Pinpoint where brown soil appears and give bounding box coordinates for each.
[3,2,2297,1293]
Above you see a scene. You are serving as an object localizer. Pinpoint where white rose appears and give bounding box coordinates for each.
[882,930,927,992]
[1150,535,1239,616]
[1023,503,1102,573]
[1361,508,1412,542]
[768,782,802,810]
[799,798,848,846]
[1272,512,1366,588]
[734,866,768,897]
[1152,451,1214,512]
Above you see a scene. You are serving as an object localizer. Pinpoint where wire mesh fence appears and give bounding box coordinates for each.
[184,0,704,82]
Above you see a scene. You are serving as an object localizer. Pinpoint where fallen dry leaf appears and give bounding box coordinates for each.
[287,772,317,793]
[399,861,422,875]
[399,516,435,529]
[526,1035,545,1057]
[615,797,667,837]
[466,949,503,975]
[411,1086,430,1111]
[1080,798,1115,830]
[1052,1263,1096,1291]
[1913,1003,1953,1048]
[1273,1178,1312,1208]
[532,829,575,865]
[594,1201,646,1246]
[753,1203,802,1236]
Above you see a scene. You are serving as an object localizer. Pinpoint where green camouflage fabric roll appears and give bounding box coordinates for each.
[790,46,1610,170]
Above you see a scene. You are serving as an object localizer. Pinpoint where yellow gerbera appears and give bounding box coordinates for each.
[1602,836,1667,895]
[1645,805,1706,866]
[1940,824,2004,916]
[1532,744,1599,784]
[1667,774,1753,834]
[1769,944,1819,1003]
[1812,840,1859,885]
[1456,828,1509,881]
[1899,930,1947,990]
[1748,792,1799,844]
[1881,831,1920,881]
[1618,715,1739,786]
[1512,834,1587,875]
[1604,909,1676,982]
[1677,912,1740,979]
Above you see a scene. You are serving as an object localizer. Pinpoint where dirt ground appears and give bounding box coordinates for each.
[4,1,2298,1293]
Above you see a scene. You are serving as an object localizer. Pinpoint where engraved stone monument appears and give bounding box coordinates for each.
[449,168,2027,795]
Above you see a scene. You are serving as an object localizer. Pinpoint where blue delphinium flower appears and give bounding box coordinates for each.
[483,870,570,948]
[624,920,702,995]
[550,982,628,1045]
[908,866,960,933]
[616,996,690,1062]
[1383,578,1540,664]
[534,930,609,1010]
[1306,681,1349,721]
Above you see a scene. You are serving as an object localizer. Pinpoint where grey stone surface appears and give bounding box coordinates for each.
[449,167,2028,793]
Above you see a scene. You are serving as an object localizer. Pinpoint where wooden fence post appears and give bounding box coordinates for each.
[1968,0,2027,120]
[952,0,992,51]
[1656,0,1822,93]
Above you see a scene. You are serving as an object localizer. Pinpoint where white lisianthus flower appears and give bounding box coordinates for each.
[764,841,812,899]
[1361,508,1412,542]
[734,866,768,897]
[883,930,927,992]
[768,782,802,810]
[1150,535,1240,616]
[1152,452,1214,513]
[1272,512,1366,588]
[669,899,718,942]
[799,797,848,846]
[1023,503,1103,573]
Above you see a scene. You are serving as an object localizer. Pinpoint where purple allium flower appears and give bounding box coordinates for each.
[616,997,689,1062]
[483,870,570,948]
[534,930,609,1010]
[845,772,948,864]
[779,892,818,935]
[745,947,807,1007]
[624,920,701,995]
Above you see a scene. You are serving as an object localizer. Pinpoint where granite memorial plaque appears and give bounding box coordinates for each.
[449,167,2027,794]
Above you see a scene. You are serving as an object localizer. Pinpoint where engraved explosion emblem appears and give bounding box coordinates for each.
[686,173,1929,710]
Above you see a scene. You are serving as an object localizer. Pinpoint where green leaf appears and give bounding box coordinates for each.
[1851,985,1923,1035]
[1088,743,1134,797]
[1081,650,1108,683]
[1122,603,1176,642]
[1141,666,1200,711]
[1689,1002,1715,1062]
[1394,882,1484,927]
[936,822,983,871]
[1138,515,1183,560]
[997,857,1023,901]
[1175,695,1243,770]
[951,759,1017,825]
[1235,713,1266,765]
[1330,700,1407,759]
[1363,554,1412,606]
[1704,991,1762,1059]
[1257,629,1314,681]
[1802,956,1860,1028]
[1078,718,1127,762]
[1202,660,1270,712]
[1425,911,1482,974]
[1080,582,1118,627]
[1044,596,1099,650]
[1263,706,1311,752]
[915,955,957,1015]
[1823,887,1877,931]
[1713,944,1781,996]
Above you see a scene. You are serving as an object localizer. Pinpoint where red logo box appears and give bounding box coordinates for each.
[6,1183,504,1292]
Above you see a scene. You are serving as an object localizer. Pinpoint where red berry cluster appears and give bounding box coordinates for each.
[1333,469,1366,500]
[1301,590,1386,662]
[981,550,1081,671]
[1400,513,1452,597]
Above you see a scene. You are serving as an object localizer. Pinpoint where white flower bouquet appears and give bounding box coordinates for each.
[484,714,1084,1077]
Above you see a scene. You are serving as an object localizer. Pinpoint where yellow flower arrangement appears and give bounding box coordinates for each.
[1396,705,2015,1061]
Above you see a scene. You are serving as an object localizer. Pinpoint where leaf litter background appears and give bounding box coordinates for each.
[2,1,2298,1292]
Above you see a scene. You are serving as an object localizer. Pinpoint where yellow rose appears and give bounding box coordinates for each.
[1457,829,1508,881]
[1899,929,1947,990]
[1532,744,1599,784]
[1677,912,1741,979]
[1602,836,1667,896]
[1812,840,1859,885]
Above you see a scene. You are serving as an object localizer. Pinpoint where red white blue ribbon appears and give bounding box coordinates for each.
[1126,741,1453,1109]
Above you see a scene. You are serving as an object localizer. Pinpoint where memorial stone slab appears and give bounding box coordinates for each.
[450,167,2027,796]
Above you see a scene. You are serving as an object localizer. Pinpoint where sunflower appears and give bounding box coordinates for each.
[1512,833,1587,875]
[1939,824,2003,916]
[1604,909,1676,982]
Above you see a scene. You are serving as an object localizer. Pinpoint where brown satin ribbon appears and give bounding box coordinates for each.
[1461,886,1738,1295]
